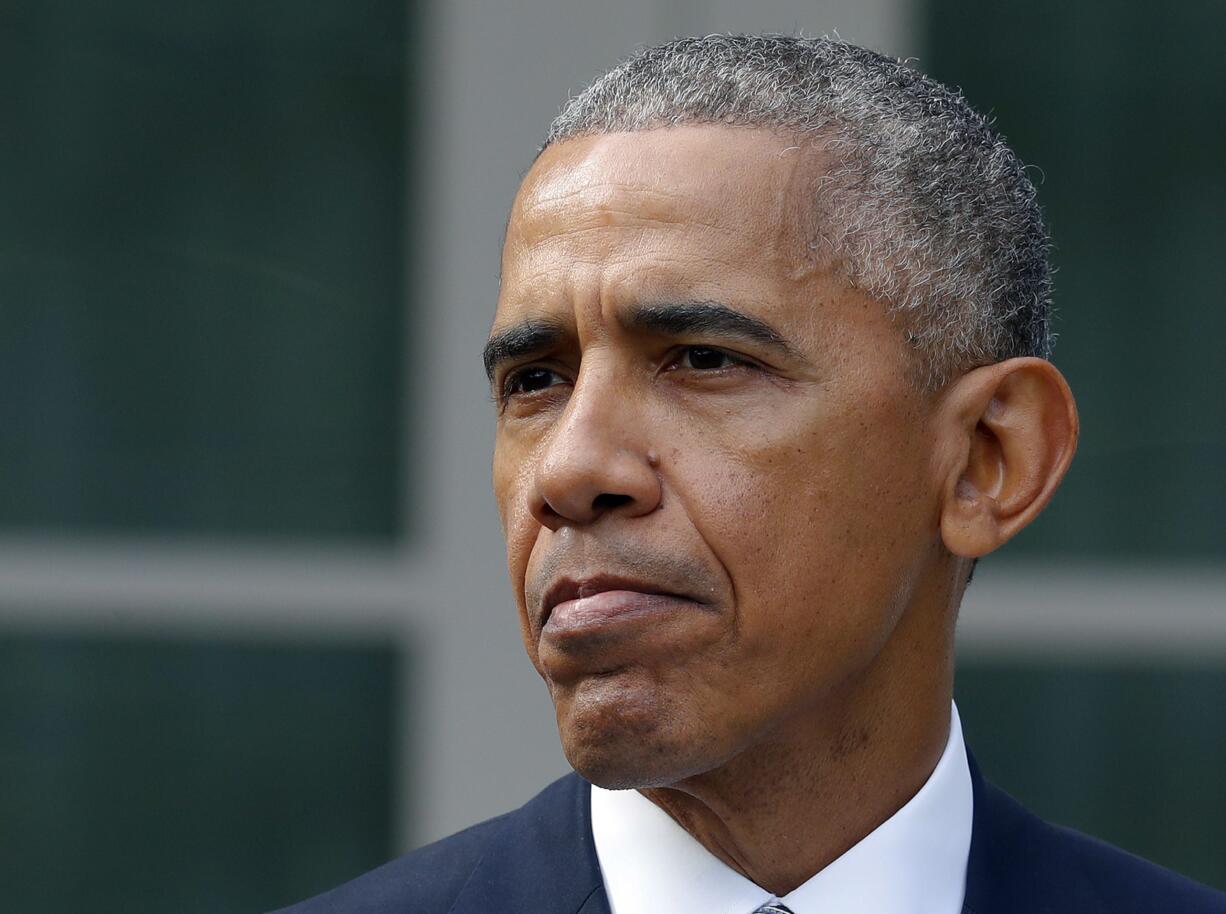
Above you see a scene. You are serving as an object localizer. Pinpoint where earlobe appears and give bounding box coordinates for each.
[938,358,1079,559]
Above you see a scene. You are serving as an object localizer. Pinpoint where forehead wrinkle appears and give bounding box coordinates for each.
[521,176,694,210]
[513,220,744,261]
[515,188,740,246]
[505,214,748,286]
[501,128,846,346]
[512,130,826,272]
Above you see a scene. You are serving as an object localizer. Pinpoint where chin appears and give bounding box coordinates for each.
[565,735,708,790]
[553,674,723,789]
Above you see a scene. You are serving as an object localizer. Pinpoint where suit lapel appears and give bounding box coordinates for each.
[963,751,1009,914]
[447,773,611,914]
[962,750,1057,914]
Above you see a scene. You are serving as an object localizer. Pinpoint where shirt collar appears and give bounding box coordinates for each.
[590,701,973,914]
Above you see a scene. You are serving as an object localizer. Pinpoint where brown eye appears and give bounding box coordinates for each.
[682,346,735,370]
[504,366,563,397]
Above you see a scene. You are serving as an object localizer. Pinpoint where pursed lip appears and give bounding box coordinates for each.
[540,573,698,629]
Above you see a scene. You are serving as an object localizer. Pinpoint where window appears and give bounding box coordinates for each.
[0,0,409,540]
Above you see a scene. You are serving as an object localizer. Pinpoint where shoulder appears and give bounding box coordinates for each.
[267,813,508,914]
[267,773,589,914]
[969,774,1226,914]
[1044,820,1226,914]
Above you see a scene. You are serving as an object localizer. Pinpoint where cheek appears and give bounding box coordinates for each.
[493,438,535,549]
[675,395,933,663]
[493,442,543,649]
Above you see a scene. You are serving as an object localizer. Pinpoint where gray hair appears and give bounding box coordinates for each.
[544,35,1052,387]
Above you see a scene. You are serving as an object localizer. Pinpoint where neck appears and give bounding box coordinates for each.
[640,609,954,895]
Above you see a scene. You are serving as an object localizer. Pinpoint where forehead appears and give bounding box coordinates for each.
[503,126,822,281]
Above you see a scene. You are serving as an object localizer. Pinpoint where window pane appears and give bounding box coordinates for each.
[0,629,399,913]
[0,1,408,540]
[924,0,1226,558]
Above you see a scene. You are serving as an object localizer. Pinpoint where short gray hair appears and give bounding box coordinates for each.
[545,35,1052,387]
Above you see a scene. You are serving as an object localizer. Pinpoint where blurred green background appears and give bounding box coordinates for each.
[1,0,1223,911]
[0,0,405,540]
[0,632,398,913]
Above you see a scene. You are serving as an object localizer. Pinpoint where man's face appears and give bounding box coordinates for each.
[490,126,945,788]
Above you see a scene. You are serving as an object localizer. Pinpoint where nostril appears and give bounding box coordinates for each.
[592,493,633,512]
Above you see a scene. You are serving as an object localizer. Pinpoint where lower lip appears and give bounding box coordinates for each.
[543,590,693,637]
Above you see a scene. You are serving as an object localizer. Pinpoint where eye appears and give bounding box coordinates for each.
[675,346,744,371]
[502,365,566,399]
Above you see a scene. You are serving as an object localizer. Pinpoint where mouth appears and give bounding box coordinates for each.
[540,574,705,637]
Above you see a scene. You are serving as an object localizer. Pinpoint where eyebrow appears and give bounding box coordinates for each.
[629,301,804,362]
[482,301,805,384]
[483,318,566,383]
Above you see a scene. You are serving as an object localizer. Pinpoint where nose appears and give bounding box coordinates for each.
[530,370,662,529]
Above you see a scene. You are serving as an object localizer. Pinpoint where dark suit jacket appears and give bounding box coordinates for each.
[272,754,1226,913]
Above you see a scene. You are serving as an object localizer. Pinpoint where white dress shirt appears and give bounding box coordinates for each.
[591,702,973,914]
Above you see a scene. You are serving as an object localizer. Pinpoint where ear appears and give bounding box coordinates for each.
[936,357,1079,558]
